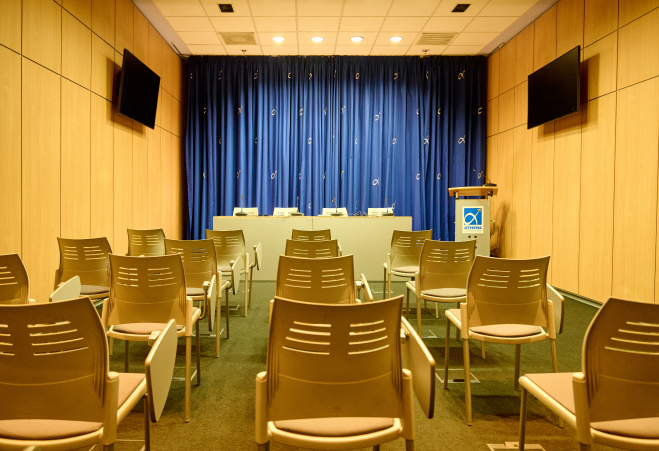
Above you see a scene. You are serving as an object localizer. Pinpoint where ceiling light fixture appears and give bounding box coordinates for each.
[311,36,323,42]
[390,36,403,42]
[272,37,285,42]
[351,36,364,42]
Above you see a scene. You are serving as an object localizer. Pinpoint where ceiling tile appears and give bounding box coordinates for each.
[261,45,299,55]
[452,32,499,46]
[298,45,334,55]
[258,32,298,45]
[253,17,297,32]
[152,0,206,16]
[335,45,373,55]
[380,17,429,32]
[336,32,379,45]
[167,16,215,32]
[479,0,538,17]
[249,0,296,16]
[423,16,474,32]
[388,0,441,17]
[186,44,227,55]
[434,0,488,16]
[342,0,392,16]
[371,45,410,55]
[225,45,263,55]
[297,0,343,16]
[179,31,222,45]
[298,32,337,46]
[210,17,255,32]
[200,0,251,16]
[407,45,446,55]
[298,17,341,31]
[463,16,517,33]
[442,45,484,55]
[339,17,385,31]
[374,32,420,46]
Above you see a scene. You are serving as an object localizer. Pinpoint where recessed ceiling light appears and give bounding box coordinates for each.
[272,37,285,42]
[311,36,323,42]
[390,36,403,42]
[351,36,364,42]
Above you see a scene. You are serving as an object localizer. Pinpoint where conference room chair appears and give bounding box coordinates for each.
[518,297,659,451]
[0,254,33,304]
[49,275,82,302]
[284,239,339,258]
[291,229,332,241]
[383,230,433,299]
[0,297,177,450]
[233,207,259,216]
[406,240,476,337]
[321,207,348,216]
[444,255,558,425]
[165,238,221,357]
[255,295,435,451]
[126,228,166,256]
[247,242,262,310]
[55,237,112,302]
[102,254,201,423]
[273,207,299,216]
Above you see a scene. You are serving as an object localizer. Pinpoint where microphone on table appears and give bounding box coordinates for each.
[235,195,248,216]
[382,197,394,216]
[291,195,303,216]
[330,197,343,216]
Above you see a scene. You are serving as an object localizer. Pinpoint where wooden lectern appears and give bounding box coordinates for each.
[449,186,498,257]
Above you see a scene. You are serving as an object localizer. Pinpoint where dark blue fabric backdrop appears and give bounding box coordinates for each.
[185,55,486,241]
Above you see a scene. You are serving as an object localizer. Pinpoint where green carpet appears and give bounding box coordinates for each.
[98,281,618,451]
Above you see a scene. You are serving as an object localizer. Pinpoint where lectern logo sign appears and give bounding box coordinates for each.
[462,207,483,234]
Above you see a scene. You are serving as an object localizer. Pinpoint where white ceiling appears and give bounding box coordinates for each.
[142,0,559,56]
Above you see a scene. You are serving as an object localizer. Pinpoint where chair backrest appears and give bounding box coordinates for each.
[273,207,298,217]
[0,297,107,423]
[127,228,166,256]
[205,229,246,268]
[466,255,550,328]
[233,207,258,216]
[390,230,433,268]
[418,240,476,293]
[285,239,339,259]
[321,207,348,216]
[266,296,404,421]
[105,255,186,327]
[291,229,331,241]
[276,255,356,304]
[56,237,112,287]
[582,298,659,424]
[0,254,29,305]
[368,207,394,217]
[164,239,217,289]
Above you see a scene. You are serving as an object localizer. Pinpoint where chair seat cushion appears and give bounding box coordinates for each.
[525,372,576,414]
[186,287,205,296]
[592,417,659,439]
[0,419,102,440]
[471,324,544,337]
[409,282,465,298]
[391,266,418,274]
[112,322,184,335]
[274,417,395,437]
[118,372,146,407]
[80,285,109,295]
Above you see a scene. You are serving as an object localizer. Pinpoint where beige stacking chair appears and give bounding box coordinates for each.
[0,297,177,450]
[255,296,435,451]
[0,254,32,305]
[383,230,433,299]
[102,254,201,423]
[233,207,258,216]
[444,255,559,425]
[55,237,112,302]
[406,240,476,336]
[292,229,331,241]
[127,228,166,256]
[518,297,659,451]
[165,239,221,357]
[284,239,339,259]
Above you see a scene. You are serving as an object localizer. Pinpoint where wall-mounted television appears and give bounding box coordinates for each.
[527,45,580,129]
[117,49,160,129]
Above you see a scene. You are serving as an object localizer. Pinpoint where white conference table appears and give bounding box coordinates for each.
[212,216,412,281]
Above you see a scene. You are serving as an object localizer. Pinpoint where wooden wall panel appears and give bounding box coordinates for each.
[162,40,173,94]
[173,57,182,101]
[115,0,134,55]
[487,97,498,137]
[514,82,528,127]
[161,131,173,238]
[583,31,617,100]
[22,59,61,303]
[147,127,162,229]
[113,109,133,256]
[499,40,516,93]
[172,99,181,137]
[162,90,172,133]
[156,87,163,128]
[552,112,582,293]
[584,0,618,46]
[617,8,659,90]
[496,130,514,258]
[63,0,91,28]
[132,123,148,229]
[487,50,500,101]
[498,89,515,132]
[580,94,615,303]
[512,126,532,259]
[61,79,91,239]
[0,0,22,53]
[557,0,584,55]
[23,0,62,74]
[91,96,114,247]
[530,123,554,282]
[134,6,149,63]
[534,5,557,70]
[62,10,92,89]
[515,25,534,86]
[91,34,115,101]
[0,47,22,255]
[172,135,182,239]
[91,0,114,47]
[618,0,659,27]
[613,79,659,302]
[148,24,162,77]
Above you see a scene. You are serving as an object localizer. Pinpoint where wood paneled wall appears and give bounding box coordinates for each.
[0,0,187,302]
[487,0,659,304]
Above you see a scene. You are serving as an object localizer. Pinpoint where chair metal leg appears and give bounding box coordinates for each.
[405,287,410,321]
[185,335,191,422]
[382,267,387,300]
[514,344,521,390]
[455,303,461,341]
[256,442,270,451]
[102,445,114,451]
[406,439,414,451]
[109,337,114,355]
[417,291,422,337]
[435,302,439,318]
[373,446,380,451]
[388,272,392,298]
[244,270,248,317]
[444,318,450,389]
[249,266,254,307]
[481,341,486,359]
[196,320,201,386]
[463,333,472,425]
[144,395,151,451]
[215,293,221,358]
[124,340,130,373]
[550,338,564,427]
[579,444,591,451]
[519,387,527,451]
[225,287,230,339]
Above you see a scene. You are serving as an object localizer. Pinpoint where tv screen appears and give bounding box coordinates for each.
[527,45,580,129]
[117,49,160,129]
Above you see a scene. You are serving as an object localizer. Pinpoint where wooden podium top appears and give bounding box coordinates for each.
[448,186,498,198]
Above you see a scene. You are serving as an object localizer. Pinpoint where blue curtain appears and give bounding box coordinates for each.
[185,55,486,240]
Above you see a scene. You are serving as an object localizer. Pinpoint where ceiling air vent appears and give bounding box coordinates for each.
[452,4,471,13]
[218,4,234,13]
[415,33,458,46]
[220,32,257,45]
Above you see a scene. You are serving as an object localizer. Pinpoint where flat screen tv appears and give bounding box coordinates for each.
[527,45,580,129]
[117,49,160,129]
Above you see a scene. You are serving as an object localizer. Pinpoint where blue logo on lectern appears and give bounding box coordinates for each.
[462,207,483,234]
